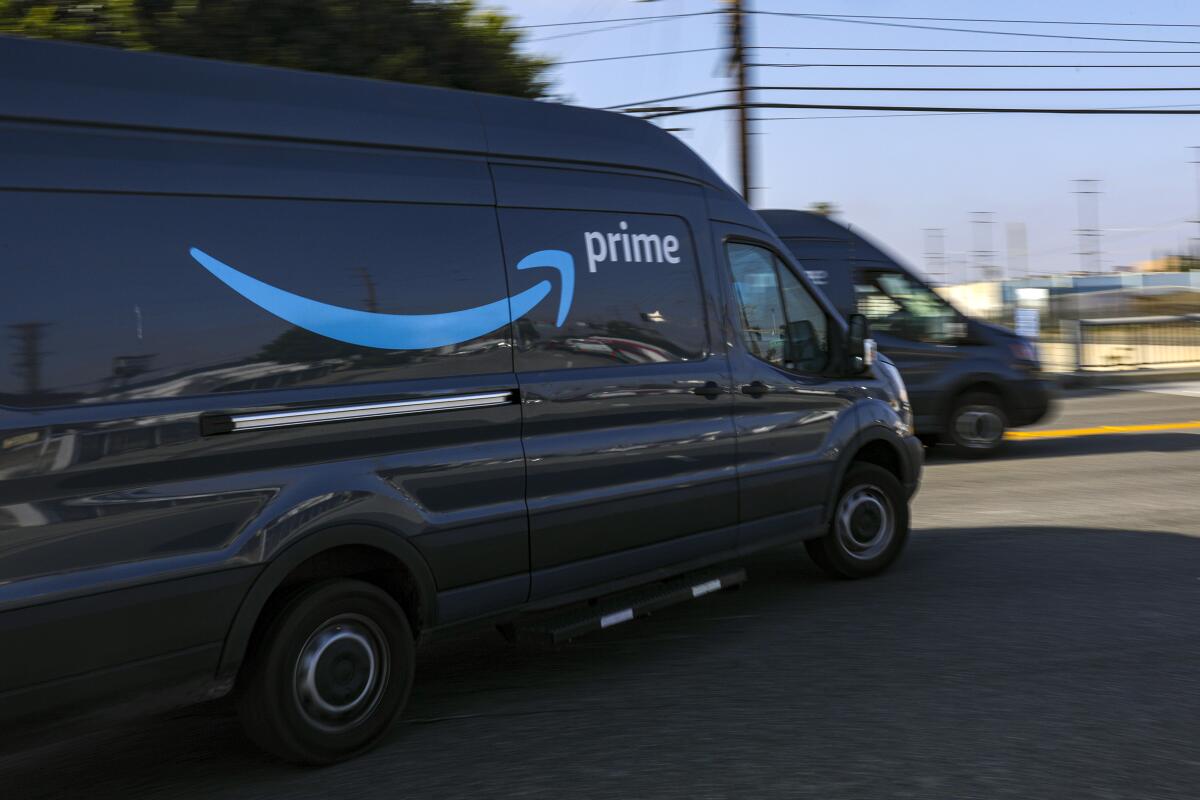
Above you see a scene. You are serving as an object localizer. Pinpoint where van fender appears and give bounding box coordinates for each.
[214,523,437,687]
[941,365,1021,419]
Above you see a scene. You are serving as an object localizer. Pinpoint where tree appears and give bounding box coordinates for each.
[808,202,839,217]
[1,0,553,98]
[0,0,147,48]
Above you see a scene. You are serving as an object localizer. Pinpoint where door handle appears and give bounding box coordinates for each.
[693,381,723,399]
[741,381,770,398]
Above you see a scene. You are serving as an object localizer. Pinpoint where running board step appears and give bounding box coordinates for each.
[512,567,747,644]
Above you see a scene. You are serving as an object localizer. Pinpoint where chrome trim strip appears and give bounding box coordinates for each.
[229,391,513,432]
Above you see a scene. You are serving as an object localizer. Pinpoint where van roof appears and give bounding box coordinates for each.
[757,209,899,265]
[0,35,731,190]
[757,209,859,241]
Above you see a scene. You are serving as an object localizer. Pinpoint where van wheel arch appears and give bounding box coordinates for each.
[847,438,902,479]
[216,524,436,687]
[949,379,1009,418]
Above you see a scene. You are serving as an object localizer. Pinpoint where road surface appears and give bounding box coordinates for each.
[2,384,1198,799]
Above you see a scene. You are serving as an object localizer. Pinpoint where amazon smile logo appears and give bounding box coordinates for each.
[189,247,574,350]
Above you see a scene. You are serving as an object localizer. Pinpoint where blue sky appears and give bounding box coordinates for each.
[500,0,1200,280]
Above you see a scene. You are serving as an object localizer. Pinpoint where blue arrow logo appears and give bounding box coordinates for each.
[189,247,574,350]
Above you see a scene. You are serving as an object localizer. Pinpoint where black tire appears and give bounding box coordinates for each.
[946,391,1007,458]
[805,464,910,579]
[236,579,415,765]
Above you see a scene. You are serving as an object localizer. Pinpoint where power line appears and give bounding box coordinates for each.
[751,12,1200,46]
[512,11,716,30]
[764,111,977,121]
[662,86,1200,99]
[759,102,1200,121]
[1018,219,1188,260]
[557,47,727,66]
[748,45,1200,54]
[639,101,1200,119]
[604,85,1200,112]
[547,42,1200,55]
[603,88,733,111]
[752,62,1200,69]
[749,13,1200,29]
[527,18,674,43]
[793,85,1200,92]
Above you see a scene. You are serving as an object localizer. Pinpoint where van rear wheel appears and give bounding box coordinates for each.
[806,464,909,579]
[236,579,414,765]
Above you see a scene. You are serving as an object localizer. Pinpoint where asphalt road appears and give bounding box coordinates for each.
[3,384,1199,800]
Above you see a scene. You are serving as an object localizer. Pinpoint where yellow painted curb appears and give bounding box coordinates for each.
[1005,421,1200,440]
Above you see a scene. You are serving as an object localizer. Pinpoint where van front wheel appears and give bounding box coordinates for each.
[947,392,1007,457]
[806,464,909,579]
[236,579,415,765]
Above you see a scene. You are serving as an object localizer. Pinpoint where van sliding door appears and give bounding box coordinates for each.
[490,164,738,599]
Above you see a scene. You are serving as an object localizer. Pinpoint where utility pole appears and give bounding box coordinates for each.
[923,228,946,284]
[1190,147,1200,259]
[1073,179,1102,273]
[726,0,754,204]
[970,211,997,283]
[1006,222,1029,280]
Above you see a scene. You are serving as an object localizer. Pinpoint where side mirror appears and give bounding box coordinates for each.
[847,313,876,373]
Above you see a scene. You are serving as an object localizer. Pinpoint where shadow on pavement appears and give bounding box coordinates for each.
[926,430,1200,463]
[2,526,1200,799]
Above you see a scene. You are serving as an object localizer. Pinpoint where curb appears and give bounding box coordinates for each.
[1056,368,1200,389]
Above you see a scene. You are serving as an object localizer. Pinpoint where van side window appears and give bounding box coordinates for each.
[499,209,708,371]
[726,242,828,373]
[855,269,960,344]
[778,266,830,373]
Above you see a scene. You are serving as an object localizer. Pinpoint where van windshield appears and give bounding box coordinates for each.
[855,269,962,344]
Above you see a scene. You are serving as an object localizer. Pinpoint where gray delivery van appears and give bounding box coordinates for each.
[0,37,921,763]
[760,210,1054,456]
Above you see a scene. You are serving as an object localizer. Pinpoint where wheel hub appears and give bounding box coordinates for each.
[955,406,1003,447]
[313,635,373,708]
[850,503,883,543]
[294,614,389,732]
[835,486,894,561]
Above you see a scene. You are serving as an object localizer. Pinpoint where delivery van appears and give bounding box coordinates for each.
[759,210,1055,456]
[0,37,921,763]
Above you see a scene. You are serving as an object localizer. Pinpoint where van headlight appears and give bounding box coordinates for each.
[874,357,912,434]
[1009,338,1039,367]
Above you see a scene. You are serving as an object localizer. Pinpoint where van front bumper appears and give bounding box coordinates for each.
[900,433,924,499]
[1008,376,1057,428]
